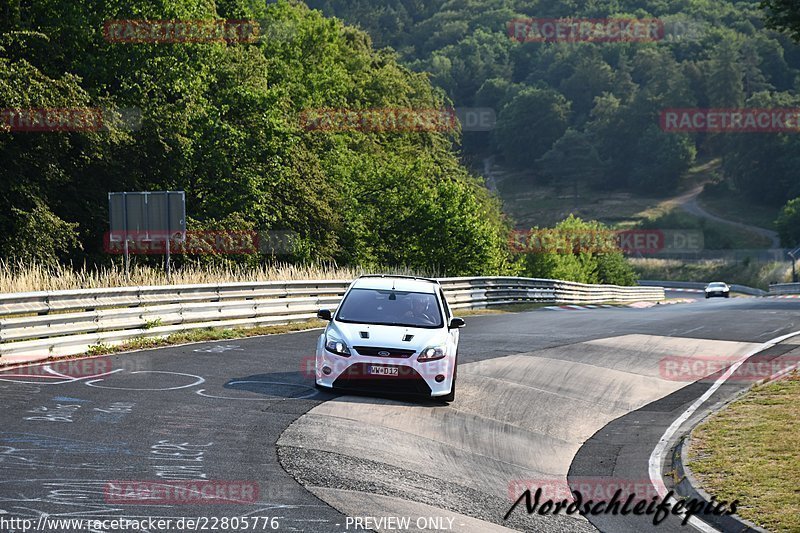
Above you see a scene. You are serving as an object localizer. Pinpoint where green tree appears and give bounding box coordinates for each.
[776,197,800,246]
[421,28,513,105]
[761,0,800,41]
[706,40,745,107]
[536,129,608,193]
[558,53,615,124]
[741,39,774,97]
[630,125,697,194]
[1,204,82,267]
[721,91,800,206]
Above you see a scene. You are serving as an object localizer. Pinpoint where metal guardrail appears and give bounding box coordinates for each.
[638,280,767,297]
[769,283,800,295]
[0,277,664,363]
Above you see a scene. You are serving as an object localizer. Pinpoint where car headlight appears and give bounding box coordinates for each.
[325,334,351,357]
[418,346,446,362]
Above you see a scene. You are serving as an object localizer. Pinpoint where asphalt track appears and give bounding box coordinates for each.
[1,292,798,533]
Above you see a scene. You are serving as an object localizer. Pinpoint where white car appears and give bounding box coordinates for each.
[314,275,464,402]
[705,282,731,299]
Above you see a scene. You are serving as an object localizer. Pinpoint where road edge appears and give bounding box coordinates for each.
[649,331,800,532]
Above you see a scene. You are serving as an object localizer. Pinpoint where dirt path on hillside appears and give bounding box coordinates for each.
[677,185,781,248]
[483,157,781,248]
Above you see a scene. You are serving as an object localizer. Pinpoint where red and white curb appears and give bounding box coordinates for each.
[767,294,800,299]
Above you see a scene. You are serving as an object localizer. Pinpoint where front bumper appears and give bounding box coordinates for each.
[705,291,730,298]
[314,337,455,397]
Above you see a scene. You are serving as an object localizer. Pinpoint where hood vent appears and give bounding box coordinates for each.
[359,331,369,339]
[402,334,414,342]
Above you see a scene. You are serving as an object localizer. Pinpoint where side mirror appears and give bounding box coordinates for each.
[449,317,466,329]
[317,309,332,321]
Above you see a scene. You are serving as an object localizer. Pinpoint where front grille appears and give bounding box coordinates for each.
[333,364,432,395]
[353,346,416,358]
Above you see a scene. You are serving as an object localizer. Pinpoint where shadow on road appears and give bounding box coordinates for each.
[225,371,447,407]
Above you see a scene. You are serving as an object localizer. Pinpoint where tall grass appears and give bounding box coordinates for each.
[0,261,439,293]
[630,258,792,289]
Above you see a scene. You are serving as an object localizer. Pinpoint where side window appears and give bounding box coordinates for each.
[439,289,451,320]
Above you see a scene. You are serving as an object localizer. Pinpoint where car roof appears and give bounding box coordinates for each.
[351,275,439,294]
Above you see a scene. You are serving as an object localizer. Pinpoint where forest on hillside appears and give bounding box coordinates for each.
[5,0,800,285]
[308,0,800,216]
[0,0,514,274]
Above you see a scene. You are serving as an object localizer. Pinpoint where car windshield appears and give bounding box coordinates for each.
[336,288,443,329]
[709,283,727,288]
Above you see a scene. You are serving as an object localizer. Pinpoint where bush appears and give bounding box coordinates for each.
[520,215,638,286]
[0,204,81,267]
[776,197,800,247]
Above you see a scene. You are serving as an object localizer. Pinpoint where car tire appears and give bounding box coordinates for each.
[705,294,710,299]
[725,293,730,298]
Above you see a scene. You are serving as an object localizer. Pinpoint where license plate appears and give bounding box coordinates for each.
[368,366,399,376]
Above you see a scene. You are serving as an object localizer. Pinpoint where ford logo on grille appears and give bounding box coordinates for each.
[378,351,391,357]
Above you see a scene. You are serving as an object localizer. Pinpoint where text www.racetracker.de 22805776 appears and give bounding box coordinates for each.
[0,516,281,532]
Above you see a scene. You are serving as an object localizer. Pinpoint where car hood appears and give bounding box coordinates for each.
[328,321,447,350]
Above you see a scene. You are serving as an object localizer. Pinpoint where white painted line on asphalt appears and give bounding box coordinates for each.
[648,329,800,533]
[85,370,206,391]
[44,363,121,381]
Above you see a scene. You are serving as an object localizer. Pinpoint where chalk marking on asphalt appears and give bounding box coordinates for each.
[85,371,205,391]
[44,364,120,381]
[193,344,244,353]
[648,329,800,533]
[0,374,66,380]
[758,326,786,339]
[0,368,123,385]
